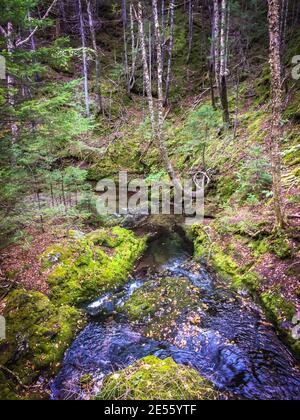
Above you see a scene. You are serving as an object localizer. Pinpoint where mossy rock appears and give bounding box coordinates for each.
[96,356,220,400]
[122,277,201,340]
[211,247,239,280]
[186,224,210,260]
[261,291,295,323]
[43,227,147,306]
[232,271,261,293]
[0,290,83,398]
[261,291,300,358]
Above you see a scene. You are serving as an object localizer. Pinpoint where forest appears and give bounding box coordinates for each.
[0,0,300,401]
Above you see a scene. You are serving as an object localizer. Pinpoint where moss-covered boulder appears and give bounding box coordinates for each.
[96,356,220,400]
[43,227,147,306]
[0,290,83,398]
[122,277,201,340]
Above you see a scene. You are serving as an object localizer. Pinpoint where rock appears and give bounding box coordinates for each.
[96,355,220,400]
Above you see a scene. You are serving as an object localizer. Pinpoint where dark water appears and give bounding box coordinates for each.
[51,232,300,400]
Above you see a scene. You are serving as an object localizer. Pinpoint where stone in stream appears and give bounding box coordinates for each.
[96,355,220,400]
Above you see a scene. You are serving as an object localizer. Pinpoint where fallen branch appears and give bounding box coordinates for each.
[0,365,30,390]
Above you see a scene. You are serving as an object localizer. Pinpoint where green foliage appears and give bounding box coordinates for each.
[176,105,222,163]
[236,146,272,204]
[97,356,220,401]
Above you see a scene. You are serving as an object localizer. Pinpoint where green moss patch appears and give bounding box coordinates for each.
[96,356,220,400]
[122,277,201,340]
[43,227,147,306]
[87,134,144,180]
[0,290,83,398]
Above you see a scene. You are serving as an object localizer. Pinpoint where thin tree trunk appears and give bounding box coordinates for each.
[122,0,130,94]
[268,0,285,228]
[78,0,90,117]
[220,0,230,124]
[86,0,104,115]
[187,0,194,63]
[161,0,165,67]
[213,0,220,91]
[129,3,139,91]
[210,4,217,109]
[149,20,152,94]
[164,0,175,107]
[136,2,156,133]
[6,22,18,144]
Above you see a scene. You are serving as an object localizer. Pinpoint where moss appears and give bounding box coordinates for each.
[260,290,300,358]
[244,111,267,143]
[87,133,144,181]
[284,90,300,122]
[254,65,270,105]
[96,356,220,400]
[261,291,295,323]
[211,247,239,280]
[283,142,300,167]
[268,235,294,260]
[0,372,19,400]
[249,238,270,257]
[232,271,261,293]
[216,176,238,201]
[43,227,147,306]
[122,277,201,340]
[0,290,84,398]
[186,224,210,260]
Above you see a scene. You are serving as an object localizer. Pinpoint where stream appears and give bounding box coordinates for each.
[51,228,300,400]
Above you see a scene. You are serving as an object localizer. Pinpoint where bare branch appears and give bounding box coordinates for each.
[16,0,58,47]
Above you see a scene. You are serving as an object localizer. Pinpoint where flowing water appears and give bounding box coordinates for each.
[51,229,300,400]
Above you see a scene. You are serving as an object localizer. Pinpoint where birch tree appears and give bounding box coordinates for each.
[122,0,130,94]
[136,1,156,133]
[187,0,194,63]
[78,0,90,117]
[86,0,104,115]
[164,0,175,106]
[219,0,230,124]
[267,0,285,228]
[135,1,181,192]
[152,0,182,192]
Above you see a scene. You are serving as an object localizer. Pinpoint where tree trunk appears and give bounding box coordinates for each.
[268,0,285,228]
[6,22,18,144]
[164,0,175,106]
[136,2,156,134]
[187,0,193,63]
[152,0,182,192]
[86,0,104,115]
[78,0,90,117]
[129,3,138,91]
[161,0,165,66]
[122,0,130,95]
[220,0,230,124]
[213,0,220,91]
